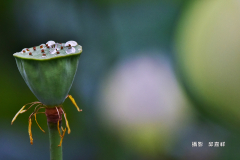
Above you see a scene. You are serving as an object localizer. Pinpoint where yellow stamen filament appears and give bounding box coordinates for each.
[12,100,81,146]
[63,112,71,134]
[34,113,45,133]
[55,107,69,147]
[11,105,26,125]
[57,120,67,147]
[26,102,41,111]
[55,107,62,137]
[28,118,33,145]
[56,107,60,119]
[57,120,62,138]
[11,102,41,125]
[58,127,66,147]
[20,110,27,113]
[68,95,82,112]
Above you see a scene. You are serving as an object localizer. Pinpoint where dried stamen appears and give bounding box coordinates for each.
[11,102,41,125]
[28,117,33,145]
[58,126,66,147]
[67,95,82,112]
[62,109,71,134]
[34,113,45,133]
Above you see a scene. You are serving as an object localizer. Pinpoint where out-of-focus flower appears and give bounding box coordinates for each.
[98,54,192,157]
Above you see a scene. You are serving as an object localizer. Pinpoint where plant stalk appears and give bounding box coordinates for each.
[48,121,62,160]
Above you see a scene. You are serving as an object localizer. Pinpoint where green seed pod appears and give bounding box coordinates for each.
[13,41,82,107]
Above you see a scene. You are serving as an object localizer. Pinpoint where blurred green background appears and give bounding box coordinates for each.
[1,0,240,159]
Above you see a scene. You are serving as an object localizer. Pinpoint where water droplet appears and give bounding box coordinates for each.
[65,41,77,47]
[55,43,61,50]
[65,46,76,54]
[49,48,56,54]
[46,40,55,46]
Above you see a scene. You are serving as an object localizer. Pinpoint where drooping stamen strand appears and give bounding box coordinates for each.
[57,120,61,139]
[62,109,71,134]
[11,105,26,125]
[58,126,66,147]
[34,113,45,133]
[28,117,33,145]
[11,102,41,125]
[67,95,82,112]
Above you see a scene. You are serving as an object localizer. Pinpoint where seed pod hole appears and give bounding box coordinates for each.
[33,47,36,51]
[42,53,46,57]
[26,49,29,51]
[41,49,44,53]
[29,52,32,55]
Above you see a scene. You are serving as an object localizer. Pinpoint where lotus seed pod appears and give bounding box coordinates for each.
[13,41,82,107]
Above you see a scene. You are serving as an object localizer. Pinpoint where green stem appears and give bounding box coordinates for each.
[48,121,62,160]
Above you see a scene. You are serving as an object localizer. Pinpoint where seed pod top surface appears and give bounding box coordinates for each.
[14,40,82,107]
[13,40,82,60]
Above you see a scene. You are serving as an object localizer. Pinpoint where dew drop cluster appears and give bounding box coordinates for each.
[18,40,82,58]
